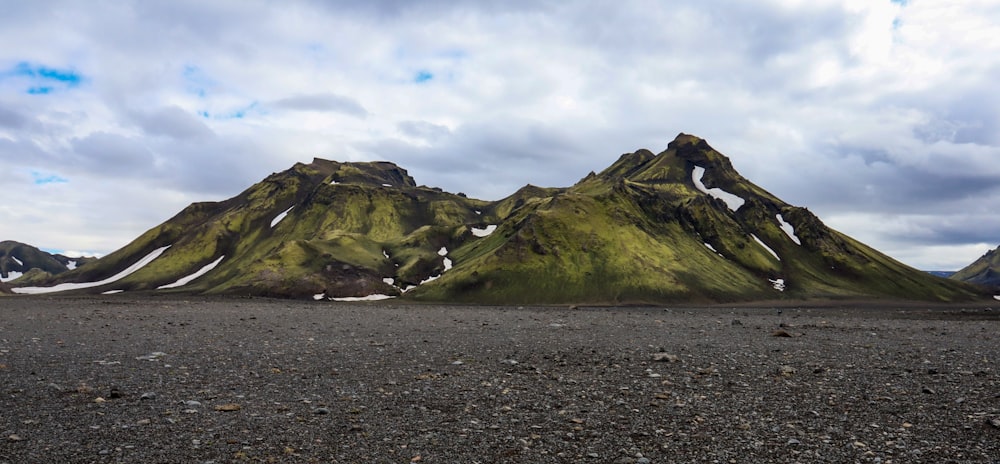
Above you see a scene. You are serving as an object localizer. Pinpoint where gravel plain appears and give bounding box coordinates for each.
[1,295,998,463]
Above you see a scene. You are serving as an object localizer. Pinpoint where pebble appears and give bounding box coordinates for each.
[787,438,801,445]
[651,352,679,363]
[312,407,331,415]
[7,434,24,442]
[140,392,157,400]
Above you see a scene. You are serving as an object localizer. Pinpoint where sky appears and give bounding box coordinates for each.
[1,0,999,271]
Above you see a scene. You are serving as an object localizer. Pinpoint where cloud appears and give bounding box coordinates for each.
[132,105,215,139]
[0,0,998,271]
[0,105,27,128]
[270,94,368,117]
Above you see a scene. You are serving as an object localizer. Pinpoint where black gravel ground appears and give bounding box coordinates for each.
[1,296,998,463]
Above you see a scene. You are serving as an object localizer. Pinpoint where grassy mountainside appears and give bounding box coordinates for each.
[0,240,97,285]
[11,134,987,303]
[951,245,1000,289]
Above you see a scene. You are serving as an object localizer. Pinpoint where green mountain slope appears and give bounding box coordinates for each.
[951,245,1000,289]
[0,240,97,285]
[11,134,987,303]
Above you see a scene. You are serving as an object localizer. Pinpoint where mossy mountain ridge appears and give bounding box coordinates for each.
[951,245,1000,289]
[0,240,96,287]
[11,134,985,303]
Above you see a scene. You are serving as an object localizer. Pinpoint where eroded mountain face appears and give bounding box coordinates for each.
[11,134,985,303]
[952,246,1000,289]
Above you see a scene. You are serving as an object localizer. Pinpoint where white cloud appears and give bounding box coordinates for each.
[0,0,999,271]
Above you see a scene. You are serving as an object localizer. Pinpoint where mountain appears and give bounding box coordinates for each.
[0,240,96,285]
[951,245,1000,289]
[10,134,986,303]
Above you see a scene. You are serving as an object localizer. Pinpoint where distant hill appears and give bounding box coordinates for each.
[926,271,956,278]
[11,133,986,303]
[0,240,97,285]
[951,245,1000,289]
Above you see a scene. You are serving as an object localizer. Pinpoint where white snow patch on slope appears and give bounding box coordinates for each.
[383,277,394,286]
[1,271,23,282]
[691,166,745,211]
[11,256,23,266]
[13,246,171,294]
[438,247,453,271]
[313,293,327,300]
[471,225,497,237]
[776,214,801,245]
[751,234,780,262]
[994,295,1000,301]
[331,294,395,302]
[270,206,294,228]
[383,249,390,259]
[704,242,724,258]
[102,289,124,295]
[158,255,225,289]
[769,278,786,291]
[381,183,391,187]
[67,260,77,270]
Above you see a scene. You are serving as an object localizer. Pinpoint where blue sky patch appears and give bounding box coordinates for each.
[3,62,84,94]
[414,70,434,83]
[31,171,69,185]
[183,65,214,98]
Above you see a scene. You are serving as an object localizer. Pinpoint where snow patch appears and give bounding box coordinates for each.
[382,249,390,259]
[383,277,394,286]
[12,245,171,294]
[331,294,395,302]
[751,234,780,261]
[775,214,801,245]
[1,271,23,282]
[101,290,124,295]
[381,183,391,187]
[331,180,339,185]
[157,255,225,289]
[270,206,294,228]
[691,166,745,211]
[398,247,454,293]
[471,225,497,237]
[67,260,77,270]
[704,242,724,258]
[313,293,326,301]
[769,278,786,292]
[994,295,1000,301]
[474,210,482,215]
[11,256,23,266]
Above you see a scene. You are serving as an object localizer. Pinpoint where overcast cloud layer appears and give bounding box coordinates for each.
[2,0,999,270]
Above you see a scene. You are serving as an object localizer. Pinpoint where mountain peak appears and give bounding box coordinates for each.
[303,158,417,187]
